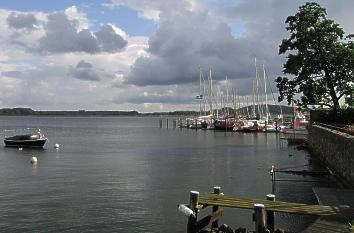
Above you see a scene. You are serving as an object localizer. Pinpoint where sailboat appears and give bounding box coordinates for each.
[190,67,215,129]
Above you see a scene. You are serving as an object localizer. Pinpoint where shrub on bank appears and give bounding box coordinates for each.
[310,109,354,125]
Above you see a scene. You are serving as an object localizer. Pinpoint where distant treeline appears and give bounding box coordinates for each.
[0,108,198,116]
[0,105,293,116]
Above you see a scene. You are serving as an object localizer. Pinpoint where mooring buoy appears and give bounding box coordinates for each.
[31,156,37,164]
[54,144,60,149]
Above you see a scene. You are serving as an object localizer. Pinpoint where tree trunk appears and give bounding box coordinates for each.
[324,69,340,110]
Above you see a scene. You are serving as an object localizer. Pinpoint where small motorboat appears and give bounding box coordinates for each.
[4,129,47,148]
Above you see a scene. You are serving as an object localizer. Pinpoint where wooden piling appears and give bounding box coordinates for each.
[266,194,275,232]
[166,119,169,128]
[187,213,197,233]
[211,186,221,229]
[189,191,199,212]
[254,204,266,233]
[159,119,163,128]
[187,191,199,233]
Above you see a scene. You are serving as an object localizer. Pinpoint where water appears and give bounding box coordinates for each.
[0,116,334,233]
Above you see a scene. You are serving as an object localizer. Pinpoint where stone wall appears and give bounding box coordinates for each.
[308,124,354,187]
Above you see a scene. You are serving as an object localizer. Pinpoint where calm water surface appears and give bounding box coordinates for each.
[0,116,334,232]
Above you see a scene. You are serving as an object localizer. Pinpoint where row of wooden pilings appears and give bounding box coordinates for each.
[178,186,276,233]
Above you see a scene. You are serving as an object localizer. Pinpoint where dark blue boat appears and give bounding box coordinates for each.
[4,130,47,148]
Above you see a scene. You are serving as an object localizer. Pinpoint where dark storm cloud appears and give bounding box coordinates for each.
[13,12,129,54]
[125,0,353,96]
[6,12,38,30]
[68,60,101,81]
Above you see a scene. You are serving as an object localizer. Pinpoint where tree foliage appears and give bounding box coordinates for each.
[276,2,354,110]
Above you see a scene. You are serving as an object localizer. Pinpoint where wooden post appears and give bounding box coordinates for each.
[275,121,278,133]
[211,186,221,229]
[159,119,163,128]
[188,191,199,233]
[187,214,197,233]
[173,119,177,128]
[254,204,266,233]
[166,119,169,128]
[266,194,275,232]
[189,191,199,212]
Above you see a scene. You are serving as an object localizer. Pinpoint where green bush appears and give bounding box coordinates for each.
[310,109,354,125]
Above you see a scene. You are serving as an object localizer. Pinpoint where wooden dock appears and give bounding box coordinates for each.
[178,187,354,233]
[198,194,344,216]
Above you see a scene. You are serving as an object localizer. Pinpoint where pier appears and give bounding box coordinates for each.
[178,187,354,233]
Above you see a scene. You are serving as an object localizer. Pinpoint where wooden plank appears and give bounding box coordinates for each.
[198,194,349,216]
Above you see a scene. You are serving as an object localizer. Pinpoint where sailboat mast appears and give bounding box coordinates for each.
[246,96,250,118]
[252,80,256,117]
[263,64,268,122]
[199,66,202,116]
[209,68,213,115]
[255,58,260,118]
[226,76,229,116]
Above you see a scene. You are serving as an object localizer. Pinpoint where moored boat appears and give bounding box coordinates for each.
[4,129,47,148]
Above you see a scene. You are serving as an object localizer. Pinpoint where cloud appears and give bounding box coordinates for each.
[111,84,196,105]
[68,60,101,81]
[124,3,260,88]
[5,10,128,54]
[38,12,129,54]
[113,90,191,104]
[95,25,128,52]
[1,1,353,111]
[120,0,354,97]
[6,12,38,30]
[1,70,23,78]
[109,0,201,21]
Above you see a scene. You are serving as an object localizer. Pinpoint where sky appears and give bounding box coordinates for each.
[0,0,353,112]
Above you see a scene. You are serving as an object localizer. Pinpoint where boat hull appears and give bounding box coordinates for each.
[4,138,47,148]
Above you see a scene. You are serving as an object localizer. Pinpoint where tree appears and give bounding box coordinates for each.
[276,2,354,110]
